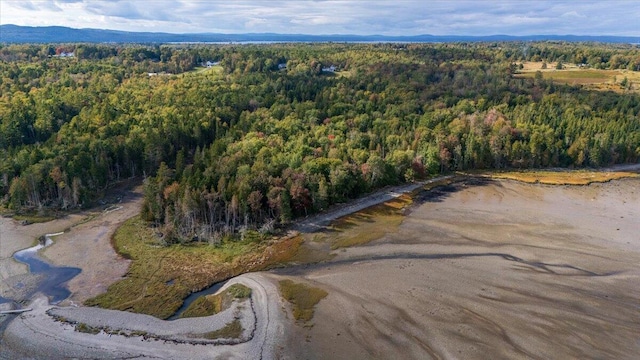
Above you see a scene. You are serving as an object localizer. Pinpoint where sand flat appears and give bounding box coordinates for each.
[282,178,640,359]
[2,178,639,359]
[0,215,83,301]
[40,188,142,304]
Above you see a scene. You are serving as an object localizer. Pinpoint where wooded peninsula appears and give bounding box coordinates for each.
[1,42,639,244]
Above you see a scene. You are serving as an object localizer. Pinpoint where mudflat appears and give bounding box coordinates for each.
[40,189,142,305]
[0,215,82,302]
[1,178,639,359]
[0,188,141,306]
[281,178,640,359]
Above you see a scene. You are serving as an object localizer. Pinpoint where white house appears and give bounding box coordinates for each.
[54,52,75,58]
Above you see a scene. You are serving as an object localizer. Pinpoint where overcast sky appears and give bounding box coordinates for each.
[1,0,638,36]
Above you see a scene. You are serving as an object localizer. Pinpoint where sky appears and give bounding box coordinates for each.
[1,0,639,36]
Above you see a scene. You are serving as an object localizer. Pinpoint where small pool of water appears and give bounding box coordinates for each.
[12,233,81,304]
[167,280,228,320]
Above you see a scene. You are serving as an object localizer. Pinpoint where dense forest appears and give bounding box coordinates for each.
[1,42,639,243]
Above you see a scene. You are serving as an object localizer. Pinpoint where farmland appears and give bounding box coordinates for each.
[514,61,640,92]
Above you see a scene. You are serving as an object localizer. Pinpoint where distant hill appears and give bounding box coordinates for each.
[1,24,639,44]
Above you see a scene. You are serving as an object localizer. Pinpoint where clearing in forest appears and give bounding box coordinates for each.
[514,61,640,92]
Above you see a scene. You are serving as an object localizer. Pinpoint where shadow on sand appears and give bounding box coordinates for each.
[413,177,496,204]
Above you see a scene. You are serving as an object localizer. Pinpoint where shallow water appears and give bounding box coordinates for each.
[167,280,228,320]
[11,234,81,304]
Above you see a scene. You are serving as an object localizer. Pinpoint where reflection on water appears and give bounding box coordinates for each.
[12,233,81,304]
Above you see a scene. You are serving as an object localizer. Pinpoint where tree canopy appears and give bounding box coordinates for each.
[1,42,639,242]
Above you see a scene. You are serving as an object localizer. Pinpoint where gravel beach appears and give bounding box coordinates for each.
[1,273,289,360]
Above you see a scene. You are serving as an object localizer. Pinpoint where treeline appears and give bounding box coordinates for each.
[495,42,640,70]
[1,42,639,243]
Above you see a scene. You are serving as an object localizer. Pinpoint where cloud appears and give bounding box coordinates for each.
[1,0,639,36]
[82,1,172,22]
[290,15,348,26]
[561,11,586,18]
[245,17,268,29]
[9,1,37,10]
[8,0,62,12]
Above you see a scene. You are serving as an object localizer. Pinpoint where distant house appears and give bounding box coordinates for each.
[278,62,287,70]
[205,61,220,68]
[54,52,74,58]
[322,65,337,73]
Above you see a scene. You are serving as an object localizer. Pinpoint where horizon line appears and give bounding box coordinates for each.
[2,24,639,39]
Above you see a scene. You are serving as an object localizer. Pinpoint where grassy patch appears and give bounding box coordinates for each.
[85,216,301,319]
[198,319,243,340]
[12,214,56,224]
[0,205,13,217]
[227,283,252,299]
[328,194,412,249]
[180,284,251,319]
[288,235,336,264]
[186,65,224,76]
[279,279,328,323]
[75,322,101,334]
[420,176,459,193]
[485,170,638,185]
[335,70,354,78]
[298,178,455,254]
[515,69,616,84]
[180,295,223,319]
[514,63,640,92]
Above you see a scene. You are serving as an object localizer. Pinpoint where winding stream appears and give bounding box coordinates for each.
[6,230,227,316]
[168,280,228,320]
[11,233,81,304]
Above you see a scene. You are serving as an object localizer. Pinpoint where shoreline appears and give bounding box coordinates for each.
[1,167,639,358]
[40,188,142,305]
[1,273,289,360]
[0,215,83,304]
[284,177,640,359]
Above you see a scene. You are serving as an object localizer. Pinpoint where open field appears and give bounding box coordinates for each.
[186,64,224,76]
[514,61,640,92]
